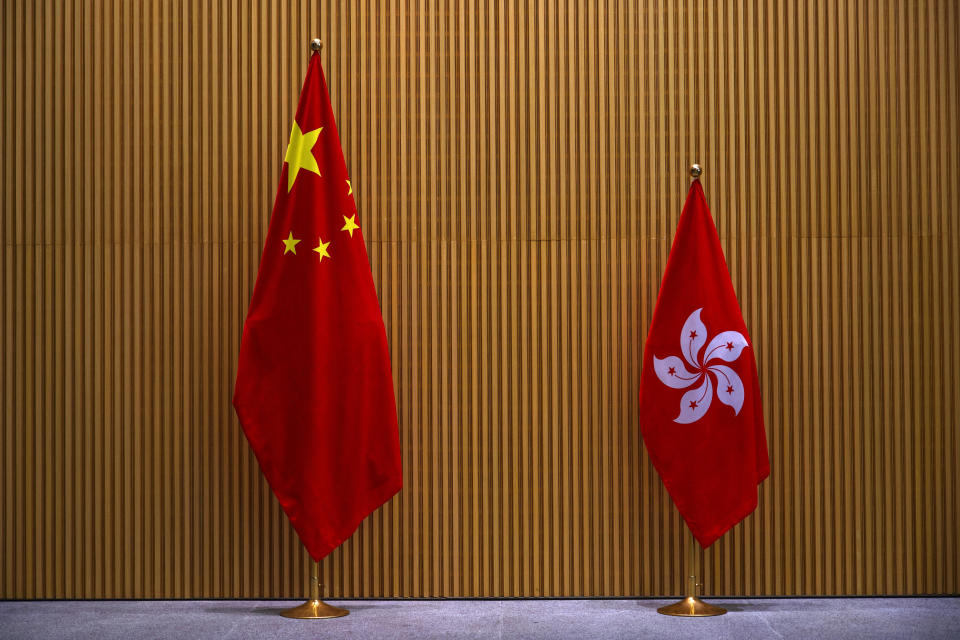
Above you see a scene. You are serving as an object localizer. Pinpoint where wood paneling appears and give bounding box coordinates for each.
[2,0,958,598]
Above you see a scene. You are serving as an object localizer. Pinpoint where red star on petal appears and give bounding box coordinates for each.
[689,400,698,409]
[689,331,698,339]
[668,366,676,375]
[726,385,734,394]
[726,341,734,350]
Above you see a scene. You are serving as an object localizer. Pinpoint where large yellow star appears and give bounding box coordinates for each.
[281,231,301,255]
[341,215,360,238]
[313,237,331,263]
[284,122,322,191]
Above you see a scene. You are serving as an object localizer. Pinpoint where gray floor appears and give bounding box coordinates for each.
[0,598,958,639]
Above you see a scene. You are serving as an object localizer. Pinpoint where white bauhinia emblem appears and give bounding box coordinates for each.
[653,308,748,424]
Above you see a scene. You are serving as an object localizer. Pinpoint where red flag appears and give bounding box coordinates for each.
[233,51,402,561]
[639,179,769,548]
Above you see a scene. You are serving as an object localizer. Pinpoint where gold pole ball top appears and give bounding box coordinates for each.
[689,164,703,179]
[310,39,323,52]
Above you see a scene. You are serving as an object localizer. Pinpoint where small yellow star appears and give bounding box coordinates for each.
[313,237,331,262]
[284,122,323,191]
[345,179,353,195]
[281,231,301,255]
[341,215,360,238]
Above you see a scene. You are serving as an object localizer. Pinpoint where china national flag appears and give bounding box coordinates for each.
[638,178,769,548]
[233,50,402,561]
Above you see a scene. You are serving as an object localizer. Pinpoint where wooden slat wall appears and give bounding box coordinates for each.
[2,0,958,599]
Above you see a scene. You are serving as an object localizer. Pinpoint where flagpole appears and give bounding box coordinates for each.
[656,163,726,618]
[277,32,349,624]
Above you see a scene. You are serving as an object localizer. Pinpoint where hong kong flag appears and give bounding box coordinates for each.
[638,178,769,548]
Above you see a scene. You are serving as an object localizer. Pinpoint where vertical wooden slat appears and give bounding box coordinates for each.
[2,0,959,598]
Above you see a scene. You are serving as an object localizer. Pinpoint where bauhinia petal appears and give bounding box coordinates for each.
[674,376,713,424]
[681,308,707,369]
[703,330,748,364]
[708,364,745,415]
[654,355,701,389]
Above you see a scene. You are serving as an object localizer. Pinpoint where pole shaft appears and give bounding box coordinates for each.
[688,529,697,597]
[311,560,320,600]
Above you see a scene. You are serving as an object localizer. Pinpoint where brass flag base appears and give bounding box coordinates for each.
[280,598,349,619]
[657,525,726,617]
[280,558,348,619]
[657,595,727,617]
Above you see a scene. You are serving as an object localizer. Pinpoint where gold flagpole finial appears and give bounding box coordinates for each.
[689,164,703,179]
[310,38,323,53]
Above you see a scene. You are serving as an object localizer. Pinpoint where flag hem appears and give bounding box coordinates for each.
[234,397,402,562]
[646,434,769,548]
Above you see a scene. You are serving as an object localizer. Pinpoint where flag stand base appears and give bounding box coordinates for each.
[657,595,726,617]
[280,599,349,619]
[280,559,349,619]
[657,527,726,617]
